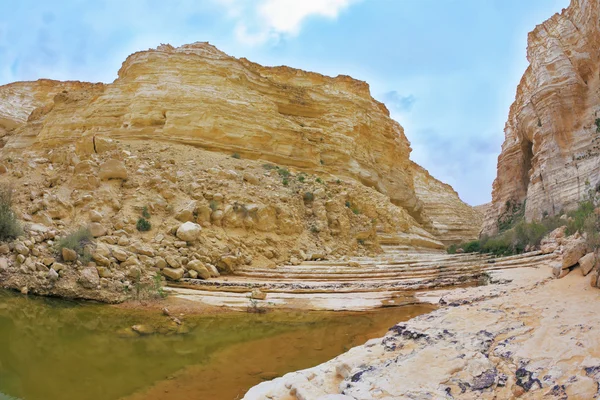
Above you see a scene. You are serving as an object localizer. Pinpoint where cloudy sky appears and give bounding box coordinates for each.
[0,0,570,205]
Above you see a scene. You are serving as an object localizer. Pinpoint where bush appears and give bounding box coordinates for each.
[352,207,361,215]
[298,175,305,183]
[315,177,323,184]
[595,118,600,133]
[277,168,290,178]
[136,218,152,232]
[56,228,93,260]
[282,178,289,186]
[0,186,21,241]
[142,206,151,219]
[303,192,314,202]
[231,153,241,159]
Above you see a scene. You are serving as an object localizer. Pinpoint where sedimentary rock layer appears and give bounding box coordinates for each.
[0,42,481,244]
[411,162,483,244]
[484,0,600,234]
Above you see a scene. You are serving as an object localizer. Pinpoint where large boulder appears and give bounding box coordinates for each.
[79,267,100,289]
[162,267,185,281]
[98,159,128,180]
[176,222,202,242]
[186,260,211,279]
[579,252,596,276]
[561,236,587,269]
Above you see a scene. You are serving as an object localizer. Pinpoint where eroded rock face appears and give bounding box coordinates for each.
[484,0,600,235]
[411,162,483,244]
[1,42,480,235]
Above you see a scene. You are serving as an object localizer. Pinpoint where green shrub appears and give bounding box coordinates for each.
[136,218,152,232]
[282,178,289,186]
[277,168,290,178]
[447,244,458,254]
[345,201,351,208]
[352,207,361,215]
[595,118,600,133]
[315,177,323,184]
[298,175,305,183]
[462,240,481,253]
[263,163,276,170]
[56,228,93,260]
[0,186,21,241]
[142,206,151,219]
[566,199,595,235]
[231,153,241,159]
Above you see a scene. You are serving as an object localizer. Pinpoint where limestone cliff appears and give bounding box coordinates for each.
[0,42,480,248]
[484,0,600,234]
[0,79,100,138]
[7,43,427,222]
[411,162,483,244]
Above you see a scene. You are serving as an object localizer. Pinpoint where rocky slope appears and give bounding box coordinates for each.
[0,43,481,302]
[484,0,600,235]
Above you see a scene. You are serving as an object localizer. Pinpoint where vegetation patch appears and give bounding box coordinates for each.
[136,217,152,232]
[0,186,21,241]
[56,228,93,261]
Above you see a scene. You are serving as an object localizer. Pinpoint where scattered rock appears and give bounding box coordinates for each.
[176,222,202,242]
[579,252,596,276]
[98,159,128,180]
[62,247,78,262]
[162,267,185,281]
[251,288,267,300]
[561,236,587,269]
[131,324,155,336]
[186,260,211,279]
[89,222,107,237]
[79,267,100,289]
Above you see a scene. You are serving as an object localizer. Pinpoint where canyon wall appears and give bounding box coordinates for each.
[484,0,600,235]
[0,42,481,245]
[411,162,482,244]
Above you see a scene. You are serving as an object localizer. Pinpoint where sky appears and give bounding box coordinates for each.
[0,0,570,205]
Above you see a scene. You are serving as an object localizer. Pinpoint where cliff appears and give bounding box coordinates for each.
[1,42,481,244]
[411,162,483,244]
[484,0,600,234]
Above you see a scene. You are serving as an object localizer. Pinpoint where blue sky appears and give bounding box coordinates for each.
[0,0,570,205]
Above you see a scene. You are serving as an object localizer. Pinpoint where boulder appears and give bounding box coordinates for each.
[163,267,185,281]
[154,257,167,269]
[89,210,103,222]
[62,247,78,262]
[590,270,599,288]
[186,260,210,279]
[176,222,202,242]
[205,263,220,278]
[561,236,587,269]
[89,222,107,237]
[79,267,100,289]
[98,159,128,180]
[113,248,129,262]
[579,252,596,276]
[15,243,29,256]
[47,268,59,281]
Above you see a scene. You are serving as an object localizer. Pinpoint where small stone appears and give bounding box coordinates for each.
[188,269,198,279]
[251,288,267,300]
[113,248,129,262]
[166,255,180,268]
[131,324,155,336]
[590,271,598,287]
[16,254,26,264]
[155,257,167,269]
[15,243,30,256]
[89,210,103,222]
[47,268,59,281]
[79,267,100,289]
[0,244,9,254]
[20,286,28,295]
[51,263,65,272]
[96,266,112,278]
[62,247,78,262]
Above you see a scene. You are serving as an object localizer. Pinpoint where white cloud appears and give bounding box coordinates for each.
[215,0,359,45]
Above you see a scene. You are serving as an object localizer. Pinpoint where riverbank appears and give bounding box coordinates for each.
[244,264,600,399]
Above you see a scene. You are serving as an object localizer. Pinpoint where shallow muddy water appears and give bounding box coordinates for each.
[0,290,434,400]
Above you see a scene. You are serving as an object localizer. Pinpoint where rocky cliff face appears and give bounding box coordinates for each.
[0,79,98,136]
[411,162,482,244]
[7,43,426,222]
[1,42,481,246]
[484,0,600,235]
